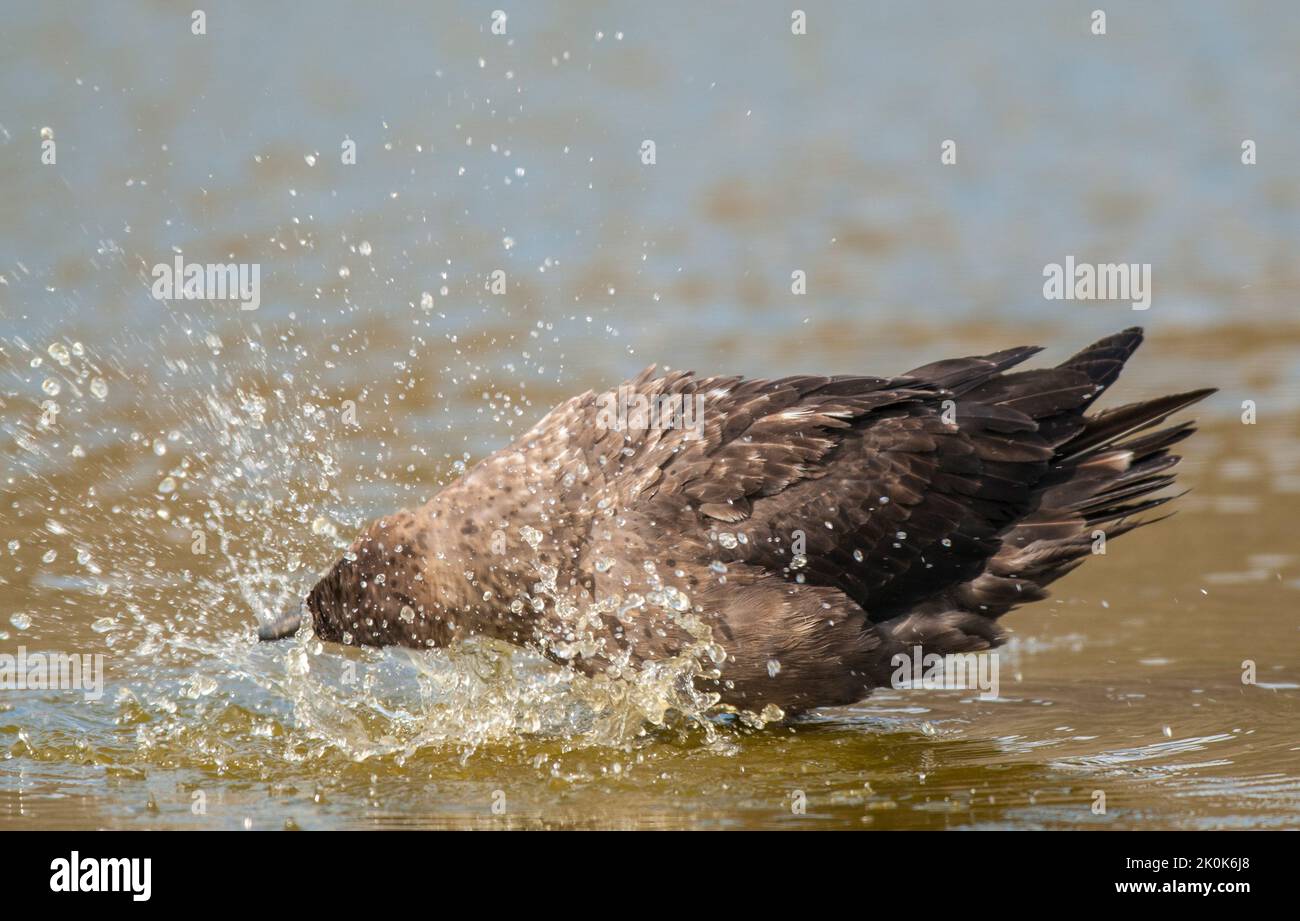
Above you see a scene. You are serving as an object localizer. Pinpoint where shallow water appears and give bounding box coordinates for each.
[2,2,1299,829]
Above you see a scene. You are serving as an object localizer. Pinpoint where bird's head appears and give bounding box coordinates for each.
[309,514,434,645]
[259,511,442,646]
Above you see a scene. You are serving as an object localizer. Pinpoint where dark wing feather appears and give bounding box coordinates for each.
[577,346,1054,620]
[571,327,1210,628]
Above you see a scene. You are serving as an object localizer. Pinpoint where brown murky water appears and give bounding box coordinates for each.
[1,2,1298,829]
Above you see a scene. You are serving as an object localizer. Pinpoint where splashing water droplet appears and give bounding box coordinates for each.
[286,649,310,678]
[181,674,218,699]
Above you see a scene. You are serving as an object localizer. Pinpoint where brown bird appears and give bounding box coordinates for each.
[260,328,1213,715]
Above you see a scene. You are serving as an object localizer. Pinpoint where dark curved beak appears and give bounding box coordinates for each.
[257,608,304,642]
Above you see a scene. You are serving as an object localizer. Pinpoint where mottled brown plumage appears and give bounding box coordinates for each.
[263,328,1213,714]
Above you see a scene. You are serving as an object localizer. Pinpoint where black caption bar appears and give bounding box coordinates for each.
[0,829,1281,908]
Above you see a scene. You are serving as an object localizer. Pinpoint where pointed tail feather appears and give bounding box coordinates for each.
[945,330,1214,619]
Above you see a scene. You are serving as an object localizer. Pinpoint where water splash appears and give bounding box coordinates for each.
[1,328,742,771]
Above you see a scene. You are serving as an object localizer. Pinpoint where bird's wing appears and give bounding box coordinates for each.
[559,329,1209,625]
[665,385,1065,621]
[555,347,1063,618]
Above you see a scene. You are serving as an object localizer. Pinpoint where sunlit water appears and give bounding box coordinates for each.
[1,2,1298,829]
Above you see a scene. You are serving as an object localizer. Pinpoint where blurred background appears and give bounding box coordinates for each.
[0,1,1297,830]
